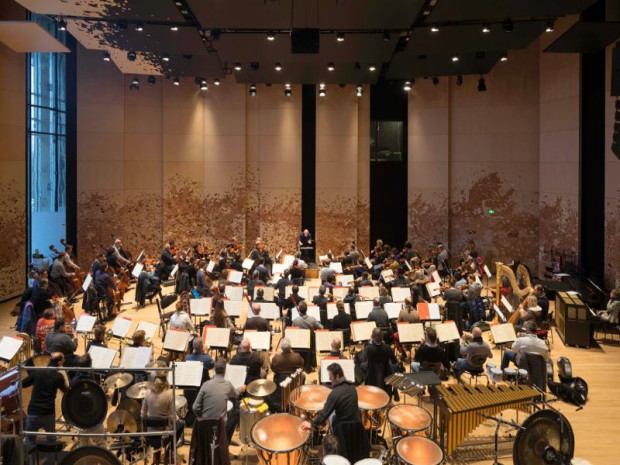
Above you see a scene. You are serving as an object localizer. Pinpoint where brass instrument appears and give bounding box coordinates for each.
[495,262,533,307]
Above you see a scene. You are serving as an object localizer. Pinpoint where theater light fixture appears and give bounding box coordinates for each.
[430,27,439,33]
[234,62,242,71]
[147,76,156,86]
[382,32,391,41]
[214,78,220,86]
[369,63,377,72]
[103,51,111,62]
[274,62,282,71]
[336,32,345,42]
[327,63,335,72]
[170,25,179,31]
[319,83,326,97]
[356,85,363,97]
[403,80,412,91]
[127,50,137,61]
[482,23,490,33]
[250,84,257,96]
[267,32,275,41]
[173,77,180,86]
[130,76,139,90]
[284,84,291,97]
[545,18,555,32]
[58,18,67,31]
[135,22,144,32]
[200,80,208,91]
[500,52,508,62]
[452,55,459,62]
[502,18,514,32]
[162,53,170,62]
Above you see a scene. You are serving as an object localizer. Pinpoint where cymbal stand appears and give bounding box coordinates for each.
[210,425,218,465]
[476,413,525,465]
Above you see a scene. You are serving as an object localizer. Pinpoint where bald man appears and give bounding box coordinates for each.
[453,327,492,379]
[244,303,271,332]
[230,338,264,385]
[329,337,347,359]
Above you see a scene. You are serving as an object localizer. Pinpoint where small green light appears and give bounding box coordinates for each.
[487,209,495,215]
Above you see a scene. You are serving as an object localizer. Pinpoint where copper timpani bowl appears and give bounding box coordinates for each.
[252,413,310,461]
[388,404,433,438]
[396,437,444,465]
[290,385,331,413]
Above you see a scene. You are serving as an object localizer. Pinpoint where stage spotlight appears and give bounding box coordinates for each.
[336,32,345,42]
[452,55,459,62]
[430,27,439,33]
[250,84,257,96]
[482,23,490,33]
[403,80,412,91]
[502,18,514,32]
[275,62,282,71]
[127,50,137,61]
[200,79,208,91]
[545,18,555,32]
[135,22,144,32]
[369,63,377,72]
[103,51,111,62]
[162,53,170,62]
[170,25,179,31]
[356,85,363,97]
[267,32,275,41]
[173,77,180,86]
[319,83,326,97]
[500,52,508,62]
[478,76,487,92]
[382,32,390,42]
[147,76,156,86]
[214,78,220,86]
[234,62,242,71]
[327,63,335,72]
[58,18,67,31]
[284,84,291,97]
[456,75,463,86]
[432,76,439,85]
[130,76,139,90]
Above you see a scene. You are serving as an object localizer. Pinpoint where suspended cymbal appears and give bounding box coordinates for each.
[126,381,150,400]
[107,410,138,434]
[103,373,134,391]
[246,379,276,397]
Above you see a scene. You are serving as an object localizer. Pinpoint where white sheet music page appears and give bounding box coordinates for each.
[359,286,379,300]
[76,314,96,333]
[170,264,179,278]
[306,305,321,321]
[332,286,348,300]
[228,270,243,284]
[120,346,152,369]
[168,361,203,387]
[307,286,321,301]
[435,322,460,343]
[257,302,280,320]
[354,300,374,319]
[321,359,355,383]
[315,330,343,352]
[397,323,425,343]
[203,327,231,348]
[384,302,401,320]
[190,298,212,316]
[111,317,132,338]
[327,302,349,320]
[493,304,507,323]
[336,274,354,286]
[131,263,143,278]
[283,255,296,267]
[243,331,271,351]
[81,274,93,292]
[285,328,311,349]
[272,263,286,275]
[483,265,492,278]
[225,286,244,301]
[426,281,441,298]
[223,299,242,317]
[135,321,158,340]
[351,321,376,342]
[364,257,373,269]
[0,336,23,361]
[432,271,441,283]
[88,345,117,369]
[391,287,411,302]
[206,261,215,273]
[501,296,514,313]
[242,258,255,270]
[225,364,247,390]
[330,262,343,274]
[286,285,309,300]
[491,323,517,345]
[163,329,191,352]
[428,303,441,320]
[381,269,394,282]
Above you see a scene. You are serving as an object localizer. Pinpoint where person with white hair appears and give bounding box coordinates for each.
[230,338,264,384]
[244,303,271,332]
[270,337,304,375]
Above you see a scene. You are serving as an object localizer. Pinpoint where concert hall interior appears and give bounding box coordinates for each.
[1,0,620,464]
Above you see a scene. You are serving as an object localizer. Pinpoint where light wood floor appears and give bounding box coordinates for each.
[2,281,618,465]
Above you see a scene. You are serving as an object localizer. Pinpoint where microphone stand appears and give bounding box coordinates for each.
[210,425,218,465]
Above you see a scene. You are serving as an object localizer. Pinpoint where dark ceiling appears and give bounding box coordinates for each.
[14,0,604,84]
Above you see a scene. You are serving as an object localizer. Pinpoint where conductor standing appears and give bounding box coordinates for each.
[298,229,314,263]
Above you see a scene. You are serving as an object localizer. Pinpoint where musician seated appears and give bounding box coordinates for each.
[71,353,97,385]
[194,260,213,297]
[358,272,373,288]
[22,352,69,451]
[270,337,305,377]
[500,321,549,371]
[367,297,389,329]
[157,243,177,280]
[331,301,352,346]
[86,324,107,352]
[130,329,147,348]
[292,301,324,330]
[283,283,304,326]
[245,303,272,332]
[230,339,264,385]
[185,338,214,385]
[256,258,271,283]
[253,287,268,303]
[111,239,130,268]
[312,285,330,328]
[411,327,446,376]
[328,338,347,359]
[343,286,359,317]
[352,259,367,279]
[94,262,116,320]
[44,319,78,367]
[441,277,463,303]
[275,269,293,305]
[516,295,543,329]
[34,309,56,353]
[453,327,492,379]
[247,271,265,301]
[378,285,393,306]
[31,278,53,318]
[597,288,620,324]
[170,301,195,333]
[49,252,74,296]
[290,259,305,284]
[320,266,336,285]
[193,358,244,442]
[295,251,309,270]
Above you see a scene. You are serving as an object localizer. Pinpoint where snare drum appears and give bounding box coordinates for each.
[357,386,390,432]
[240,403,267,445]
[354,459,382,465]
[486,363,496,376]
[396,436,444,465]
[490,368,503,384]
[387,404,432,439]
[517,369,529,384]
[252,413,310,465]
[175,395,188,420]
[324,455,351,465]
[290,385,331,425]
[503,367,517,384]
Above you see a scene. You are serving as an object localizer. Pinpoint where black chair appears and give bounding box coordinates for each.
[156,299,171,338]
[520,353,547,392]
[190,417,230,465]
[459,355,489,385]
[33,440,65,465]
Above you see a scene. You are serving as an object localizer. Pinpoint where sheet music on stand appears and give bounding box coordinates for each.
[167,361,203,387]
[272,263,286,275]
[225,286,244,301]
[81,274,93,292]
[501,296,514,313]
[134,321,159,340]
[190,298,213,316]
[243,331,271,351]
[203,327,231,349]
[285,328,311,349]
[228,270,243,284]
[88,345,117,369]
[163,329,191,352]
[283,255,296,267]
[359,286,379,300]
[286,285,309,301]
[351,321,376,342]
[111,317,132,339]
[76,314,96,334]
[120,346,152,369]
[225,364,247,390]
[397,323,425,343]
[170,264,179,278]
[319,255,329,263]
[327,302,349,320]
[254,286,275,302]
[490,323,517,344]
[206,261,216,273]
[434,321,460,343]
[384,302,401,320]
[223,299,242,317]
[290,305,321,322]
[320,358,355,383]
[242,258,255,271]
[329,262,343,274]
[432,271,441,283]
[315,330,343,352]
[391,287,411,302]
[417,302,441,321]
[354,300,374,320]
[336,274,354,286]
[131,263,144,279]
[307,286,321,301]
[364,257,373,269]
[381,269,394,283]
[332,286,348,300]
[426,281,441,298]
[0,336,23,362]
[405,260,412,271]
[257,302,280,320]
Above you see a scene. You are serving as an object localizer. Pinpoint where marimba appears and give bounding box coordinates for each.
[430,383,540,456]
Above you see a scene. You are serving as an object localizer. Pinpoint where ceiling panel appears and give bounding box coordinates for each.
[187,0,294,30]
[15,0,184,22]
[544,21,620,53]
[313,0,426,30]
[0,21,69,52]
[427,0,599,22]
[406,21,545,54]
[387,51,502,79]
[232,65,379,84]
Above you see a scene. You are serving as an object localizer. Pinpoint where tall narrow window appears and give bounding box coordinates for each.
[27,15,67,264]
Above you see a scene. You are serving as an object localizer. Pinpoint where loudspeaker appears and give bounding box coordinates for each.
[291,29,319,54]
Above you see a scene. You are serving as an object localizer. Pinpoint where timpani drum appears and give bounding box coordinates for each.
[356,386,390,432]
[252,413,310,465]
[396,437,444,465]
[290,385,331,425]
[387,404,433,439]
[490,368,503,384]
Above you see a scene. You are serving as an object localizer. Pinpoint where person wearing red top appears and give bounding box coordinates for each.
[35,309,55,353]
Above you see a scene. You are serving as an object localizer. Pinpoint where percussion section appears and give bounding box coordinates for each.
[388,404,433,440]
[356,385,390,433]
[396,436,444,465]
[61,380,108,432]
[252,413,310,465]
